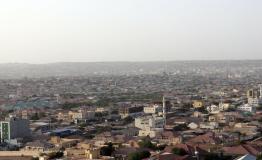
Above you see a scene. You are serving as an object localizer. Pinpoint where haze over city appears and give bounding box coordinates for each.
[1,1,262,160]
[1,0,262,63]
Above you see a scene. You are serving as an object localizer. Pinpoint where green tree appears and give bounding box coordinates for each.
[173,124,189,131]
[128,152,140,160]
[100,142,115,156]
[111,110,119,114]
[172,148,187,156]
[123,116,134,125]
[39,112,46,118]
[203,153,232,160]
[30,113,39,120]
[128,151,151,160]
[257,154,262,160]
[48,151,63,159]
[155,144,167,151]
[138,138,156,150]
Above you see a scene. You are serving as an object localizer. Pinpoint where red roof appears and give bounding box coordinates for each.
[187,132,220,144]
[223,144,262,156]
[164,143,207,156]
[145,153,191,160]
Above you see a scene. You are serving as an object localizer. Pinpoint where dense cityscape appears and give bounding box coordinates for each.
[0,61,261,160]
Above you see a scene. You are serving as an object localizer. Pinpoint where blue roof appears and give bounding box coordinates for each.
[52,128,77,133]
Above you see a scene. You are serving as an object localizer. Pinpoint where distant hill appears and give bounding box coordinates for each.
[0,60,262,79]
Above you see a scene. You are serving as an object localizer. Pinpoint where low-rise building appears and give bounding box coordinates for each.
[188,122,199,130]
[23,140,54,152]
[193,100,204,108]
[68,109,95,121]
[135,115,165,138]
[238,104,256,113]
[50,136,79,149]
[119,105,144,118]
[144,104,162,114]
[135,115,165,130]
[199,122,219,130]
[209,113,235,124]
[85,147,100,159]
[219,103,230,111]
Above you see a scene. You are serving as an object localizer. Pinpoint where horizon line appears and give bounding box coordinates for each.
[1,59,262,65]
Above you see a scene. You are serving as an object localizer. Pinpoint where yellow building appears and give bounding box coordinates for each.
[50,136,79,148]
[85,148,100,159]
[193,100,204,108]
[64,143,102,159]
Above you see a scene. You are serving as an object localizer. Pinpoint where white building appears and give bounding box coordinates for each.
[135,115,165,130]
[238,104,255,113]
[138,128,163,138]
[199,122,219,130]
[188,122,199,130]
[144,104,162,114]
[247,85,262,107]
[69,109,95,121]
[207,105,220,114]
[96,107,108,113]
[207,103,230,114]
[260,84,262,98]
[248,97,262,107]
[135,115,165,138]
[135,96,167,138]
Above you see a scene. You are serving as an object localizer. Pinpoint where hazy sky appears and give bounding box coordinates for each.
[0,0,262,63]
